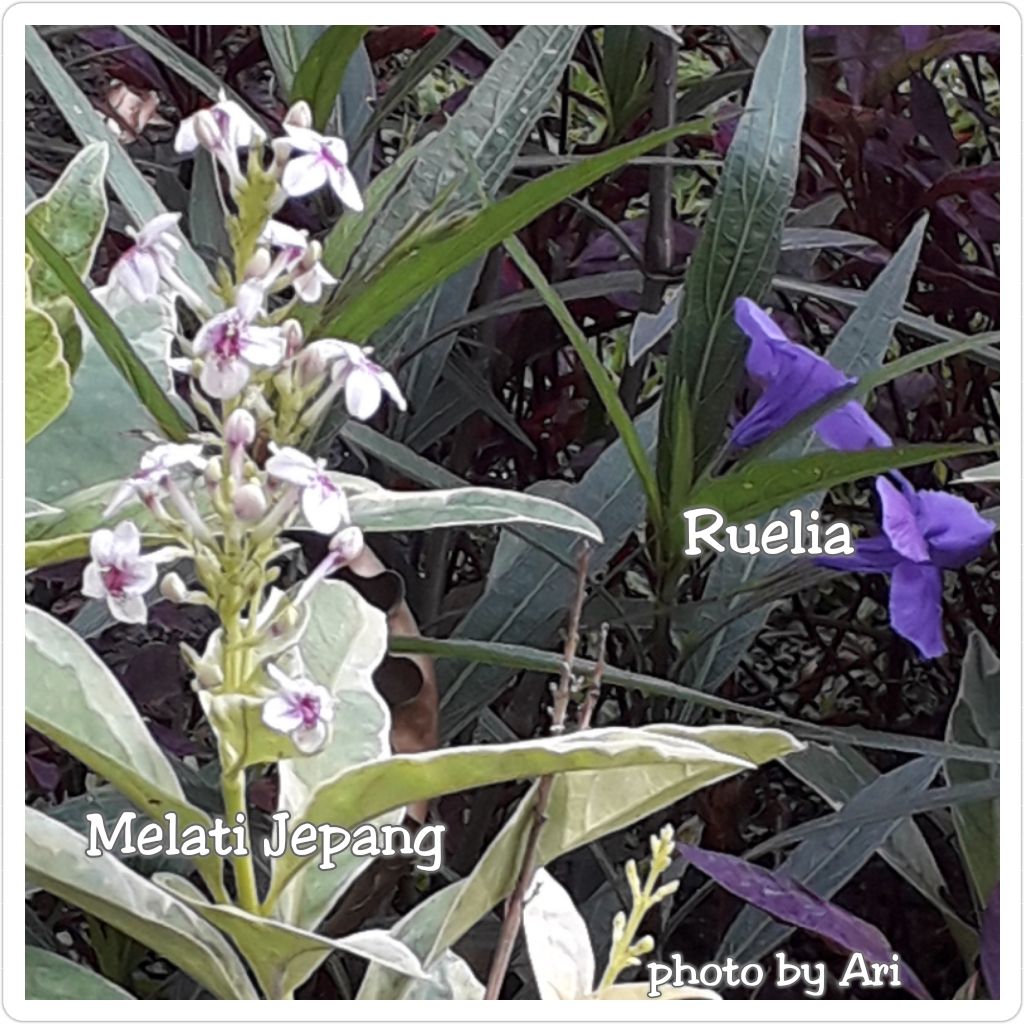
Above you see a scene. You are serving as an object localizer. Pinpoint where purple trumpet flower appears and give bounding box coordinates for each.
[731,298,892,451]
[818,475,995,657]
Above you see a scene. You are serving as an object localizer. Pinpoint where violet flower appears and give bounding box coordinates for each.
[105,442,207,516]
[258,220,336,302]
[311,340,407,420]
[280,124,364,211]
[265,445,349,534]
[174,91,266,185]
[107,213,183,303]
[192,287,285,399]
[81,521,177,624]
[731,298,891,451]
[818,475,995,657]
[262,663,335,754]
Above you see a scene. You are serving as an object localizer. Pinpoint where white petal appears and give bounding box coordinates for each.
[110,592,148,625]
[324,136,350,166]
[345,367,383,420]
[124,558,159,595]
[89,528,115,565]
[110,520,142,561]
[292,266,326,303]
[301,483,346,535]
[308,339,359,364]
[261,219,308,249]
[173,115,199,153]
[110,254,150,303]
[262,693,303,734]
[282,154,329,197]
[134,250,162,298]
[136,212,181,247]
[292,719,329,754]
[218,99,267,148]
[377,369,407,411]
[239,326,285,367]
[282,123,324,153]
[328,164,364,212]
[81,562,106,599]
[199,357,250,399]
[235,280,265,321]
[193,312,233,356]
[266,447,318,486]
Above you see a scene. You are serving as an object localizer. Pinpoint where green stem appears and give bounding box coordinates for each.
[221,768,260,914]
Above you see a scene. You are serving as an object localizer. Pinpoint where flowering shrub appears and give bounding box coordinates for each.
[24,23,999,1005]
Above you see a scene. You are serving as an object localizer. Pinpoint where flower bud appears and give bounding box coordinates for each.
[298,239,323,272]
[282,318,304,358]
[193,109,223,151]
[296,344,328,388]
[631,935,655,957]
[329,525,364,563]
[284,100,313,129]
[233,482,269,521]
[204,458,223,488]
[244,247,272,280]
[160,572,189,603]
[225,408,256,449]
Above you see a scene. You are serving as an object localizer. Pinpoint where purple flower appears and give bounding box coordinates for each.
[81,522,178,624]
[818,475,995,657]
[261,663,335,754]
[280,125,364,211]
[731,298,892,451]
[192,287,285,399]
[108,213,183,303]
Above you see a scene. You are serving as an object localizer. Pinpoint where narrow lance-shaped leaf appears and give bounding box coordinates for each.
[290,26,369,130]
[680,843,931,999]
[658,25,805,493]
[25,947,136,1000]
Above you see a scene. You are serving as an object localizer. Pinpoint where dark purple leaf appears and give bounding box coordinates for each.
[678,844,931,999]
[980,883,999,998]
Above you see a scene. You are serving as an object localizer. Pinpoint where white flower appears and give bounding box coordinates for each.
[174,91,266,157]
[105,442,207,516]
[265,446,349,534]
[261,663,335,754]
[292,260,336,303]
[81,521,175,624]
[281,124,364,211]
[320,340,406,420]
[192,289,285,399]
[108,213,183,303]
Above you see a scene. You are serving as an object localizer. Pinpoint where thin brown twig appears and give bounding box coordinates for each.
[483,545,592,1000]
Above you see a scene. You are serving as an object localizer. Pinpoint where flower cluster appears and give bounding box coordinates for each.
[732,298,996,657]
[83,98,407,755]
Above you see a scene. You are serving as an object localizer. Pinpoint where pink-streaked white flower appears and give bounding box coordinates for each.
[256,220,336,302]
[192,291,285,399]
[105,442,207,516]
[292,255,336,303]
[265,445,349,534]
[81,521,176,624]
[320,340,406,420]
[174,92,266,184]
[280,125,364,211]
[108,213,183,303]
[262,663,335,754]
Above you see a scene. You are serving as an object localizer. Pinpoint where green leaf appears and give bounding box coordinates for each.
[274,581,394,931]
[25,809,257,1000]
[25,286,71,441]
[155,874,425,999]
[357,724,800,997]
[437,410,658,740]
[503,234,661,527]
[25,141,108,304]
[348,484,602,542]
[321,119,702,343]
[25,947,136,1000]
[264,722,793,909]
[946,631,1000,903]
[290,26,369,131]
[689,441,993,524]
[658,25,805,491]
[718,757,941,965]
[449,25,501,59]
[25,607,223,896]
[25,221,191,443]
[25,27,218,307]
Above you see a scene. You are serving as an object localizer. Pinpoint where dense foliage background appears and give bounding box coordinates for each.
[26,24,999,1000]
